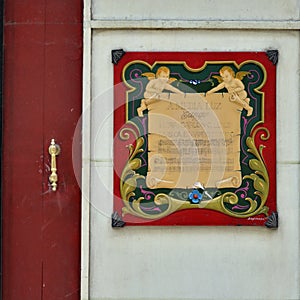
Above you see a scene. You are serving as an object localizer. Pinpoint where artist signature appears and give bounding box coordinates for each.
[247,217,267,221]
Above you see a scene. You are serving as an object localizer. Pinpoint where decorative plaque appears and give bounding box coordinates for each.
[113,51,277,227]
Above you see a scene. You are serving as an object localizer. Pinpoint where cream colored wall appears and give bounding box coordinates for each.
[82,1,300,299]
[92,0,300,21]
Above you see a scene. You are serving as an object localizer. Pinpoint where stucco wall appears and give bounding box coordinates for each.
[83,2,300,299]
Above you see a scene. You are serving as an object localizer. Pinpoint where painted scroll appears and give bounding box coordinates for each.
[146,92,242,189]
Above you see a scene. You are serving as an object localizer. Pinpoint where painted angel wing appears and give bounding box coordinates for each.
[236,71,250,81]
[168,78,177,84]
[212,75,223,83]
[141,72,156,80]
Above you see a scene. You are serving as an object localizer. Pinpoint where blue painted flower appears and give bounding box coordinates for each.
[189,189,203,204]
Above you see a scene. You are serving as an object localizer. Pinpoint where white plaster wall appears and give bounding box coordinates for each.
[87,30,300,300]
[92,0,300,21]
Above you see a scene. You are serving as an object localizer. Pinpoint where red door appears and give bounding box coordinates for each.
[2,1,82,299]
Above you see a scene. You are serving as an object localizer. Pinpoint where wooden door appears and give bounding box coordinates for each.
[2,1,82,299]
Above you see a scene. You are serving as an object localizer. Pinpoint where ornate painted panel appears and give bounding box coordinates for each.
[113,51,277,227]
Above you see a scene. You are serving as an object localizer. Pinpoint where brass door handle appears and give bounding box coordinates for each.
[48,139,61,191]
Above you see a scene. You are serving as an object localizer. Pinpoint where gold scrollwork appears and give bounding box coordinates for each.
[120,126,270,220]
[120,135,181,219]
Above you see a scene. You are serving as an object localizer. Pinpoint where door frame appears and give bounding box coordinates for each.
[0,0,3,297]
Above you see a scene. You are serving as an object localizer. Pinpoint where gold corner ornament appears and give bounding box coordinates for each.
[48,139,61,191]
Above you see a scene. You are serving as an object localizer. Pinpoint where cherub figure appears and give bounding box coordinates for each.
[206,66,253,116]
[137,66,184,117]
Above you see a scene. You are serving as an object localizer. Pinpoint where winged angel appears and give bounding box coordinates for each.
[206,66,253,116]
[137,66,183,117]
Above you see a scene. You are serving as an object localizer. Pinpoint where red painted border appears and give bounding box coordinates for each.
[3,1,82,299]
[114,52,276,226]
